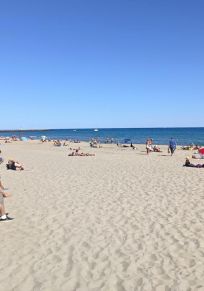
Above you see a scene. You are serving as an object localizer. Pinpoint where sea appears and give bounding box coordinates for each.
[1,128,204,145]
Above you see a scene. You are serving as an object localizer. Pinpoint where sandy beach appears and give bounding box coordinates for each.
[1,141,204,291]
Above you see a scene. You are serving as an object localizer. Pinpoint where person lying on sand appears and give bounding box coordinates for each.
[192,153,204,159]
[69,152,95,156]
[184,157,204,168]
[182,144,201,151]
[0,178,13,221]
[6,160,24,171]
[68,149,95,156]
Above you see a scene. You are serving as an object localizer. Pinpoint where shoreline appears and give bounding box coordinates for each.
[0,128,204,146]
[0,138,201,148]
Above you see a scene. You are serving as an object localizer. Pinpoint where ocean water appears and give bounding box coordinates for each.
[1,128,204,145]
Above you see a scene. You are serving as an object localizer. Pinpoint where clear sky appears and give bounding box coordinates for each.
[0,0,204,129]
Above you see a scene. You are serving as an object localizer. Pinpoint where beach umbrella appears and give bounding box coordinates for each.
[199,148,204,155]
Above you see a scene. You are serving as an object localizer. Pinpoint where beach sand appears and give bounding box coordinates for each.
[0,141,204,291]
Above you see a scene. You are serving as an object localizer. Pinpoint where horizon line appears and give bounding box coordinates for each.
[0,126,204,132]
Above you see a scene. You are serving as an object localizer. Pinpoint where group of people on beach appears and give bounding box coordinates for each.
[146,137,176,155]
[146,138,162,154]
[90,139,103,148]
[0,136,19,143]
[68,147,95,156]
[1,134,204,223]
[145,137,204,167]
[43,138,96,156]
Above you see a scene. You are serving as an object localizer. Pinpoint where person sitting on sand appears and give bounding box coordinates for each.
[54,140,62,146]
[6,160,24,171]
[0,177,13,221]
[184,157,204,168]
[153,145,162,152]
[90,139,99,148]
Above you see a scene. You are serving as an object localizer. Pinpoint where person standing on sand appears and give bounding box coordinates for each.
[0,177,13,221]
[146,138,153,154]
[169,137,177,156]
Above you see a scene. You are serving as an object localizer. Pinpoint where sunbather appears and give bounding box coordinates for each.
[68,149,95,156]
[6,160,24,170]
[181,145,193,150]
[184,157,204,168]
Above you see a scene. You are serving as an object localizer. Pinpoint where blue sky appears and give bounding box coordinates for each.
[0,0,204,129]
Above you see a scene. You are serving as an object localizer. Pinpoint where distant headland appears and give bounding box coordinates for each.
[0,129,53,132]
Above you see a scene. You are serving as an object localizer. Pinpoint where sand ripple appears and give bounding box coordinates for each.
[0,142,204,290]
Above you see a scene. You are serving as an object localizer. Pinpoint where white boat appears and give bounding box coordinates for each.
[94,129,99,132]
